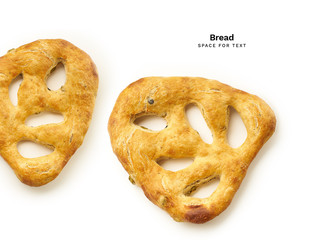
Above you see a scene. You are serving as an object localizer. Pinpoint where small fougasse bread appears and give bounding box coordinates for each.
[0,39,98,186]
[108,77,276,223]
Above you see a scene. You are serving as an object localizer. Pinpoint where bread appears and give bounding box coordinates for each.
[0,39,98,186]
[108,76,276,223]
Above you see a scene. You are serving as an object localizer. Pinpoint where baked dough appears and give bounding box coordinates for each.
[108,77,276,223]
[0,39,98,186]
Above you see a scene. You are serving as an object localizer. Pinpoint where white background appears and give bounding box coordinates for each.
[0,0,318,239]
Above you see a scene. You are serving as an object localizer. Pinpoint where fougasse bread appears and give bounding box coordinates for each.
[108,77,276,223]
[0,39,98,186]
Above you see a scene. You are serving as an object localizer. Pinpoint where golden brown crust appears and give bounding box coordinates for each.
[108,77,275,223]
[0,39,98,186]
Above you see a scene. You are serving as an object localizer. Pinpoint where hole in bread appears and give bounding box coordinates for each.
[25,111,64,127]
[9,74,23,106]
[184,178,220,198]
[156,157,194,172]
[17,140,54,158]
[46,62,66,91]
[185,104,213,144]
[227,107,247,148]
[134,115,167,131]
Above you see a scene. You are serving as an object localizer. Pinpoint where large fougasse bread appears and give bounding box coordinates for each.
[108,77,276,223]
[0,39,98,186]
